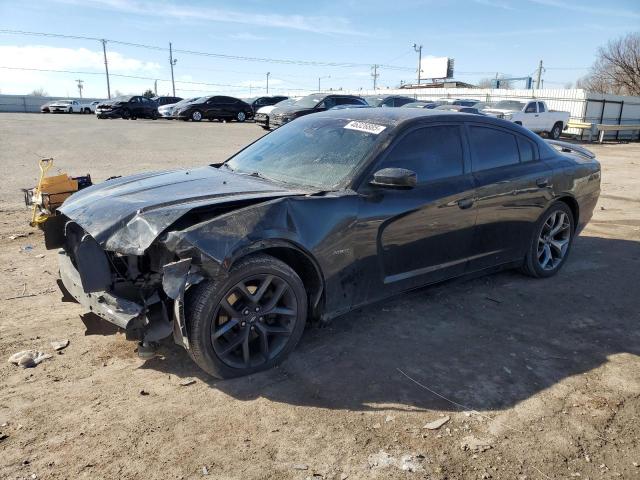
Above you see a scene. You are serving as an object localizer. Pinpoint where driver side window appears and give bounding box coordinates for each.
[381,126,464,184]
[525,102,537,113]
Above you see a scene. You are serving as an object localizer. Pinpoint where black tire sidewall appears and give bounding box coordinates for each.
[187,255,307,378]
[525,202,574,278]
[551,123,562,139]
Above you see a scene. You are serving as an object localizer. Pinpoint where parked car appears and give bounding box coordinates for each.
[435,104,485,115]
[152,96,183,107]
[451,98,481,107]
[401,101,441,109]
[49,100,85,113]
[364,95,416,107]
[246,96,289,114]
[52,108,600,378]
[40,101,53,113]
[478,100,570,139]
[269,93,367,129]
[173,96,253,122]
[83,101,102,114]
[158,97,198,118]
[254,98,298,130]
[95,96,159,119]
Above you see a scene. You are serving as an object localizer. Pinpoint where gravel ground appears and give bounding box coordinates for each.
[0,113,639,480]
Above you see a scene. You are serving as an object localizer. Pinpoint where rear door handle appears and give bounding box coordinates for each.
[457,198,474,209]
[536,178,549,188]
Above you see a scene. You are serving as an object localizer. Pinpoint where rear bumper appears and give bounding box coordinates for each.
[58,249,144,330]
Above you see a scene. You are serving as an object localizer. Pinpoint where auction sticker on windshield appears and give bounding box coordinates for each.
[344,121,386,135]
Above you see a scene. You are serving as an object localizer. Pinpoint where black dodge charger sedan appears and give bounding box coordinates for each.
[173,95,254,122]
[269,93,367,128]
[95,95,159,119]
[52,109,600,378]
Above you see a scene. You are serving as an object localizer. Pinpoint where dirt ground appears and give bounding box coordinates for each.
[0,114,638,480]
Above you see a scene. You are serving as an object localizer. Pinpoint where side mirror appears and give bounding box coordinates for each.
[370,168,417,189]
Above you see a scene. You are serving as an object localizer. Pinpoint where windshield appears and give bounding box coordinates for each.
[364,96,385,107]
[294,94,324,108]
[175,97,198,106]
[403,102,430,108]
[55,100,72,104]
[492,100,526,110]
[225,116,386,189]
[111,96,132,102]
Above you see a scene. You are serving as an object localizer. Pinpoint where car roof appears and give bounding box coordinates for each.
[308,107,541,135]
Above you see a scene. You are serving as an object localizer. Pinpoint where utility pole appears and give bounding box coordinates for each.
[413,43,423,84]
[371,64,379,90]
[101,39,111,99]
[154,79,158,96]
[266,72,270,94]
[76,79,84,98]
[535,59,543,89]
[318,75,330,92]
[169,42,177,97]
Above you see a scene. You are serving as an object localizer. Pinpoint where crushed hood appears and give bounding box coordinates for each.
[59,166,307,255]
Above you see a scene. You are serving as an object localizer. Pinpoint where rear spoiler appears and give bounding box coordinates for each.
[546,140,596,160]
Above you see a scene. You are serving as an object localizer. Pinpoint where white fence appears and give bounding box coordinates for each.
[0,95,103,113]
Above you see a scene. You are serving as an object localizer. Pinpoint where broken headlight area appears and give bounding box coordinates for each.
[58,222,203,350]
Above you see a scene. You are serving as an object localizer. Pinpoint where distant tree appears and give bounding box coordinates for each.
[564,82,573,89]
[113,89,124,97]
[143,89,155,98]
[30,88,48,97]
[578,32,640,95]
[477,78,494,88]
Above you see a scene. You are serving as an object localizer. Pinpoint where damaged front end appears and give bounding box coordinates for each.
[57,221,203,352]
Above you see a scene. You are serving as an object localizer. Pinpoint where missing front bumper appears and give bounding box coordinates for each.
[58,249,145,330]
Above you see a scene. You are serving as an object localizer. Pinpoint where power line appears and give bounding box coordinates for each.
[0,28,413,71]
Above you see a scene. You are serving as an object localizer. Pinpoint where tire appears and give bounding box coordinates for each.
[521,202,574,278]
[121,108,131,120]
[261,126,270,131]
[236,111,247,122]
[186,254,307,379]
[514,121,522,126]
[150,110,159,120]
[191,110,203,122]
[549,122,562,140]
[69,107,73,114]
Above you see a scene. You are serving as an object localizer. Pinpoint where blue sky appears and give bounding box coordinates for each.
[0,0,638,98]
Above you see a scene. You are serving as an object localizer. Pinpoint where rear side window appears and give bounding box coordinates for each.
[383,126,464,183]
[469,126,520,171]
[517,136,537,162]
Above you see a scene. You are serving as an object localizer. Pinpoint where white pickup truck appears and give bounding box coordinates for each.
[480,100,569,139]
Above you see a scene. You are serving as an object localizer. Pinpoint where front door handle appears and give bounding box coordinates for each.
[536,178,549,188]
[457,198,474,209]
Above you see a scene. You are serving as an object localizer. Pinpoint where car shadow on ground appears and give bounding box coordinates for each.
[138,235,640,412]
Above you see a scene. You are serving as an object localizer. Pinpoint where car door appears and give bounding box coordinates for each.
[522,101,539,131]
[129,97,143,116]
[465,123,553,271]
[354,123,477,301]
[204,97,221,118]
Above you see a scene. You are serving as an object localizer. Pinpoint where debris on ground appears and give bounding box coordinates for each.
[179,378,197,387]
[8,233,30,240]
[423,415,450,430]
[8,350,52,368]
[201,466,209,475]
[367,450,425,472]
[50,339,69,351]
[292,464,309,470]
[139,390,149,396]
[461,436,493,453]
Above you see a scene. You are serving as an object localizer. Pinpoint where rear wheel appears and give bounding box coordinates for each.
[521,202,574,278]
[236,111,247,122]
[186,254,307,379]
[549,122,562,140]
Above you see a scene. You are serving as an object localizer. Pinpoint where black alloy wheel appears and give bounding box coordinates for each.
[186,254,307,378]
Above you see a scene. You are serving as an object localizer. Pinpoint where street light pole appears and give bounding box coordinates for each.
[169,42,177,97]
[266,72,270,94]
[413,43,423,85]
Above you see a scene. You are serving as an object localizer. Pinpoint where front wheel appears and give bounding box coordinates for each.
[521,202,574,278]
[121,108,131,120]
[186,254,307,379]
[236,111,247,122]
[191,110,203,122]
[549,122,562,140]
[68,107,74,114]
